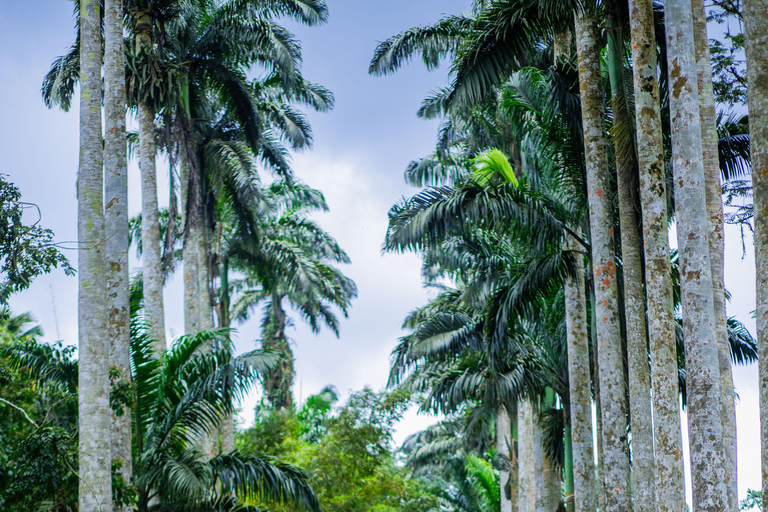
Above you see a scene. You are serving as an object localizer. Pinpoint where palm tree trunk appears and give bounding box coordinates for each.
[217,257,235,454]
[78,0,113,510]
[104,0,131,509]
[263,295,295,410]
[181,154,200,335]
[518,400,535,512]
[496,408,513,512]
[744,0,768,498]
[604,7,656,509]
[664,0,728,507]
[574,6,631,510]
[197,220,213,331]
[534,391,561,512]
[691,3,739,506]
[136,12,165,353]
[564,236,596,512]
[626,0,688,508]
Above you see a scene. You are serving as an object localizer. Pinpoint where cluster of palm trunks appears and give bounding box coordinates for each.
[367,0,768,510]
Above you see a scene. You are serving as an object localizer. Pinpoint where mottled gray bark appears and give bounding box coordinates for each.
[104,0,131,510]
[78,0,112,510]
[136,12,165,353]
[664,0,728,508]
[497,409,514,512]
[574,8,631,511]
[626,0,687,507]
[604,6,656,507]
[197,221,213,331]
[691,2,739,506]
[744,0,768,498]
[518,401,535,512]
[564,236,596,512]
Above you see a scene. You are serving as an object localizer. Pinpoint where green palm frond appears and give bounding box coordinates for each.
[369,15,475,75]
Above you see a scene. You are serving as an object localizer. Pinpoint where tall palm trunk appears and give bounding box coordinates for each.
[564,236,596,512]
[136,12,165,352]
[496,407,515,512]
[574,6,631,510]
[517,400,535,512]
[104,0,131,509]
[78,0,112,510]
[217,257,235,453]
[534,391,561,512]
[664,0,728,507]
[744,0,768,498]
[604,6,656,509]
[197,218,214,331]
[626,0,687,507]
[263,294,295,410]
[691,2,739,506]
[181,154,200,335]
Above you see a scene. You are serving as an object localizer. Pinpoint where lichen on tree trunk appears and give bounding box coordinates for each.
[78,0,113,509]
[691,1,739,506]
[744,0,768,498]
[564,235,596,512]
[104,0,131,509]
[626,0,687,506]
[574,6,631,510]
[664,0,728,507]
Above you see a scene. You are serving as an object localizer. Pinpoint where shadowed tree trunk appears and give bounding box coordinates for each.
[497,407,514,512]
[564,235,596,512]
[664,0,728,507]
[104,0,131,509]
[78,0,113,510]
[691,2,739,506]
[574,5,631,510]
[626,0,687,507]
[263,294,295,410]
[534,392,561,512]
[136,11,166,353]
[744,0,768,498]
[181,155,200,336]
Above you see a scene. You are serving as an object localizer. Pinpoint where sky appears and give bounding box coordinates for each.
[0,0,762,504]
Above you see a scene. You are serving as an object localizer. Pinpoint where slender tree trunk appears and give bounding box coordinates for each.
[78,0,112,510]
[263,295,295,410]
[604,7,657,510]
[497,408,514,512]
[217,257,235,454]
[535,391,561,512]
[564,236,596,512]
[574,7,631,510]
[627,0,687,507]
[104,0,131,510]
[135,12,165,352]
[744,0,768,498]
[197,217,213,331]
[181,155,199,335]
[518,400,535,512]
[664,0,728,508]
[691,3,739,507]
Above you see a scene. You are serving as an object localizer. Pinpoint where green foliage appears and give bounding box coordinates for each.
[238,387,437,512]
[0,312,78,511]
[0,176,73,303]
[740,489,763,511]
[464,455,500,512]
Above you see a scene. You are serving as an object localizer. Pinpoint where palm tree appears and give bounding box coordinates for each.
[226,182,357,409]
[625,0,686,507]
[77,0,112,509]
[664,0,727,506]
[104,0,133,507]
[691,0,739,504]
[742,0,768,497]
[129,324,322,512]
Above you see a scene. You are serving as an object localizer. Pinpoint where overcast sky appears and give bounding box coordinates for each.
[0,0,762,503]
